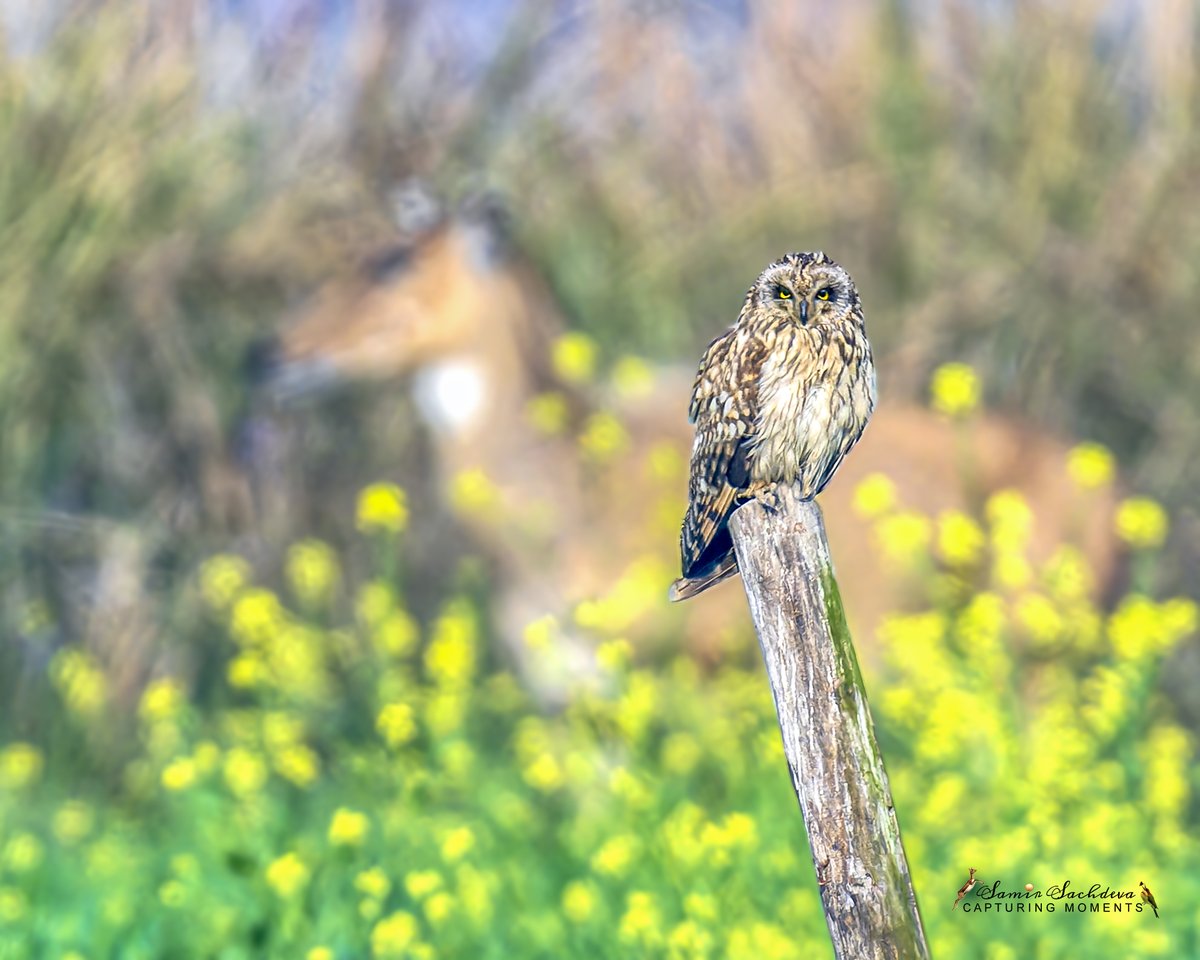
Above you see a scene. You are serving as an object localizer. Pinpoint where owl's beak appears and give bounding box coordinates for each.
[799,299,809,325]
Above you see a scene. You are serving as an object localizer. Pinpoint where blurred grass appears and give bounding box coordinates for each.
[0,2,1199,957]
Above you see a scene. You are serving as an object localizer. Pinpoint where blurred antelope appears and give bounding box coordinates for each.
[253,185,1120,686]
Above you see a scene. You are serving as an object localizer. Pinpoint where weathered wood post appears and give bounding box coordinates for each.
[728,482,930,960]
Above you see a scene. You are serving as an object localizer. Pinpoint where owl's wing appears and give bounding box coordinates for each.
[677,328,766,580]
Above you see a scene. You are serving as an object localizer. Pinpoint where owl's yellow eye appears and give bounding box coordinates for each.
[775,286,792,300]
[815,288,832,301]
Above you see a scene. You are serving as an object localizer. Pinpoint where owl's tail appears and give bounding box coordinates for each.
[668,553,739,602]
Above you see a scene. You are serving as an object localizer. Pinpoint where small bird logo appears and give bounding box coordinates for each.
[952,868,978,910]
[1139,881,1159,918]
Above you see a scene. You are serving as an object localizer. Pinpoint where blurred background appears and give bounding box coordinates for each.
[0,0,1198,957]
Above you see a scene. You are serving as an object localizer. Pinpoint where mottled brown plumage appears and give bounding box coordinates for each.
[670,252,876,601]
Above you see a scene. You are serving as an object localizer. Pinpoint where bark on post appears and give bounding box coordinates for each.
[728,483,929,960]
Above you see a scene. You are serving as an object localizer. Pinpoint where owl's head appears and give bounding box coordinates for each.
[748,251,863,330]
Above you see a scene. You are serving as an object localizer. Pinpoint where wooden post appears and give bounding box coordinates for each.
[728,483,930,960]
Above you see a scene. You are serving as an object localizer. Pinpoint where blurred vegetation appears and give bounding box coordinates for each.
[1,1,1199,957]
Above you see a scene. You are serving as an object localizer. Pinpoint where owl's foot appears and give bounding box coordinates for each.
[751,482,780,512]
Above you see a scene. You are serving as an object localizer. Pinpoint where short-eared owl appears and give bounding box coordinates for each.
[670,252,876,601]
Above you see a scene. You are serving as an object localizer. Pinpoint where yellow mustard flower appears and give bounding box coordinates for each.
[227,653,267,689]
[0,743,44,789]
[449,469,500,516]
[551,331,597,384]
[1014,593,1064,649]
[661,732,701,776]
[930,362,980,417]
[198,553,251,610]
[1115,497,1168,549]
[440,826,475,863]
[371,910,419,957]
[265,853,309,898]
[372,610,419,659]
[285,539,340,607]
[229,589,286,647]
[1066,442,1115,489]
[875,511,932,563]
[423,891,454,926]
[50,649,107,717]
[0,888,28,922]
[579,412,629,462]
[522,614,557,652]
[936,510,985,566]
[668,919,714,958]
[223,748,268,797]
[612,355,654,397]
[426,604,477,688]
[404,870,443,900]
[525,392,569,435]
[376,702,417,748]
[591,834,639,877]
[596,638,633,672]
[329,808,370,847]
[356,867,392,901]
[852,473,897,519]
[307,948,334,960]
[684,892,718,922]
[356,483,409,535]
[562,880,598,924]
[3,834,43,872]
[52,802,93,846]
[275,745,320,788]
[618,891,663,948]
[523,753,564,793]
[355,580,394,627]
[161,757,198,792]
[139,677,184,725]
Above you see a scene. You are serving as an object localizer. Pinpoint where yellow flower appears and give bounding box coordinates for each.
[285,539,339,606]
[522,615,557,652]
[662,733,701,775]
[227,654,267,689]
[307,948,334,960]
[356,483,409,534]
[579,412,629,461]
[52,802,93,845]
[852,473,897,519]
[198,553,251,610]
[371,910,419,957]
[329,808,370,847]
[139,678,184,724]
[1015,593,1064,649]
[356,867,392,901]
[936,510,984,566]
[1115,497,1168,549]
[613,355,654,398]
[551,331,597,384]
[423,891,454,926]
[449,469,500,515]
[229,589,285,647]
[404,870,443,900]
[161,757,198,792]
[523,753,564,793]
[1067,442,1115,489]
[930,362,980,417]
[684,892,718,921]
[591,834,639,877]
[426,604,477,688]
[526,392,569,435]
[441,827,475,863]
[377,703,417,748]
[0,887,28,922]
[356,580,394,627]
[875,511,932,563]
[618,891,662,948]
[3,834,43,872]
[159,879,187,908]
[50,649,107,717]
[562,880,598,924]
[275,745,320,788]
[668,919,714,958]
[265,853,309,898]
[596,638,633,672]
[0,743,44,789]
[223,748,268,797]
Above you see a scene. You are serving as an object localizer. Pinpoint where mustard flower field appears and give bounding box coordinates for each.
[1,366,1195,960]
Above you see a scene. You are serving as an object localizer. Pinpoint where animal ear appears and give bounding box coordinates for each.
[387,177,444,238]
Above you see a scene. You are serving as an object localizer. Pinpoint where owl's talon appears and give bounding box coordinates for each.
[753,484,780,512]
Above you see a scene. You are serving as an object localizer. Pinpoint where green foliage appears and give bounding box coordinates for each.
[2,430,1196,958]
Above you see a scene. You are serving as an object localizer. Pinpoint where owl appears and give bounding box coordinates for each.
[669,251,876,601]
